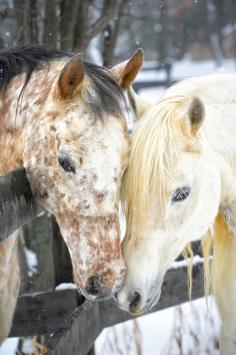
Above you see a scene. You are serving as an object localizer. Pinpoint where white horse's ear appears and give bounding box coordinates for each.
[111,48,144,89]
[220,165,236,235]
[220,201,236,235]
[127,86,151,119]
[187,97,205,134]
[58,54,85,99]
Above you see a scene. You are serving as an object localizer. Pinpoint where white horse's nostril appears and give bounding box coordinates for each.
[128,291,141,314]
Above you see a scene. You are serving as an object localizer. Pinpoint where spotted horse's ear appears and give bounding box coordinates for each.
[57,54,85,100]
[111,48,144,90]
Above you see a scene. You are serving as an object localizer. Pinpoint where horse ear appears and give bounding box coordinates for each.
[58,55,85,99]
[111,48,144,89]
[220,202,236,235]
[127,86,151,119]
[187,97,205,134]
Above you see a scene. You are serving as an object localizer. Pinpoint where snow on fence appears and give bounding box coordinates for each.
[0,158,204,353]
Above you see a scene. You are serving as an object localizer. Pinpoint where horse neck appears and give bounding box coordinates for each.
[0,70,54,175]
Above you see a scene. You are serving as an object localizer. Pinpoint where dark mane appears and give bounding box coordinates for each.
[0,46,126,119]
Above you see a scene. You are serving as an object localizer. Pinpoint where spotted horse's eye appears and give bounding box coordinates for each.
[58,156,76,174]
[172,186,190,203]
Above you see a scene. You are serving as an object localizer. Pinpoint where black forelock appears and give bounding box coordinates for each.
[0,46,126,119]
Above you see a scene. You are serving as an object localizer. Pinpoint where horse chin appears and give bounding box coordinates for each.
[143,289,161,313]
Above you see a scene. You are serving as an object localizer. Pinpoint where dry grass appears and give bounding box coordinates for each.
[163,300,220,355]
[97,319,143,355]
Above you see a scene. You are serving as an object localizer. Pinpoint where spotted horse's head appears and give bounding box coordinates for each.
[24,49,143,300]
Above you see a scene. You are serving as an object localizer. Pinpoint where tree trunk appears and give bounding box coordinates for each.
[73,1,89,51]
[14,0,26,45]
[43,0,59,48]
[102,0,126,66]
[60,0,81,51]
[14,0,39,45]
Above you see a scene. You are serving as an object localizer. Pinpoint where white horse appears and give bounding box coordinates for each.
[117,74,236,354]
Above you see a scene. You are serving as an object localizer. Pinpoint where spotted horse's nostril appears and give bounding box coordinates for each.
[129,291,141,314]
[85,275,103,297]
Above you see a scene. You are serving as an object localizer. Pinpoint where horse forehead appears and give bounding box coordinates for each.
[56,112,129,149]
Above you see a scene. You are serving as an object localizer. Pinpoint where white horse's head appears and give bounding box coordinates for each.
[117,91,223,314]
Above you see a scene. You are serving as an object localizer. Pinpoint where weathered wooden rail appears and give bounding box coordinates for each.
[0,168,43,242]
[133,62,174,92]
[10,263,204,355]
[1,153,205,354]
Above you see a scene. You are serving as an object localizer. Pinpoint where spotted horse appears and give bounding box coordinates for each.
[0,46,143,342]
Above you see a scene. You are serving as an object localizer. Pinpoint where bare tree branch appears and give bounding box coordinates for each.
[84,0,123,46]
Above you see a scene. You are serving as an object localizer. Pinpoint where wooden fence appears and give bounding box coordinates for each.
[133,62,174,93]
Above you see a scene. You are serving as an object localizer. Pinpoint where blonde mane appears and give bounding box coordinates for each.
[122,92,195,237]
[184,215,228,304]
[201,213,234,306]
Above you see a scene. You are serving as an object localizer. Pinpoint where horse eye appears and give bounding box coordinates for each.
[58,156,76,174]
[172,186,190,203]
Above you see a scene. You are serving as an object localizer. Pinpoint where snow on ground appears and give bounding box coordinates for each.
[137,57,236,83]
[96,305,175,355]
[0,338,18,355]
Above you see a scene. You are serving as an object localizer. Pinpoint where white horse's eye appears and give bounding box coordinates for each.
[172,186,190,203]
[58,156,76,174]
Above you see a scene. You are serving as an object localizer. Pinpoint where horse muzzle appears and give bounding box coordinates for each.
[76,263,126,301]
[115,285,162,315]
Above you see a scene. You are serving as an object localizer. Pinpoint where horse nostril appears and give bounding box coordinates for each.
[85,276,102,296]
[113,292,118,302]
[129,291,141,313]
